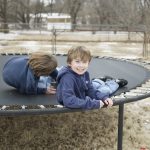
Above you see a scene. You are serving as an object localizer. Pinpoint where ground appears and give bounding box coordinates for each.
[0,31,150,150]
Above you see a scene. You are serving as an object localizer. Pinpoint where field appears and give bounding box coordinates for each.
[0,31,150,150]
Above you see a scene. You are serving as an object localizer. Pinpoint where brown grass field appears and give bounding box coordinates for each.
[0,31,150,150]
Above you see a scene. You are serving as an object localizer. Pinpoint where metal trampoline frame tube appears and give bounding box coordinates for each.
[1,93,150,150]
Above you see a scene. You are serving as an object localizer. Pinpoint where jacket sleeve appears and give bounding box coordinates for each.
[25,81,46,95]
[25,70,46,95]
[57,75,100,109]
[49,69,58,80]
[37,87,46,94]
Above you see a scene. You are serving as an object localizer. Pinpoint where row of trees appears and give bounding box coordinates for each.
[0,0,150,31]
[0,0,150,57]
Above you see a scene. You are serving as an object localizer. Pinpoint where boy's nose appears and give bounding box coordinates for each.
[78,62,84,67]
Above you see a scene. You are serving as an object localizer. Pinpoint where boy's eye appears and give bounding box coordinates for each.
[75,60,80,63]
[83,61,87,63]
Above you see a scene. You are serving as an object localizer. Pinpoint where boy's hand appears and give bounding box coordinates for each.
[46,86,56,94]
[103,98,113,107]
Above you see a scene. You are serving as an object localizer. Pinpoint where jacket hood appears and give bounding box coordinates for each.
[57,66,71,82]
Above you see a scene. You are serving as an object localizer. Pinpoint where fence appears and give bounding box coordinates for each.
[0,23,149,58]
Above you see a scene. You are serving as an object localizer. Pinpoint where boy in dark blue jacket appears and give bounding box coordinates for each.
[3,52,58,95]
[56,46,114,109]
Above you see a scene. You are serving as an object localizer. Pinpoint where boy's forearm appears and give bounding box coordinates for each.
[62,96,100,109]
[37,87,46,94]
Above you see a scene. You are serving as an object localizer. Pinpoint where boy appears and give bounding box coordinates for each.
[3,52,58,95]
[56,46,114,109]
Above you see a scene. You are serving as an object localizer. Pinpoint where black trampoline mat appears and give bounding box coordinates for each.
[0,55,150,105]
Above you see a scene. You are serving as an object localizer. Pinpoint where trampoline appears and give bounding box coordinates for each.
[0,54,150,107]
[1,53,150,150]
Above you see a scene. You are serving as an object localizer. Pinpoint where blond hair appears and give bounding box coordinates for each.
[28,52,57,76]
[67,46,91,64]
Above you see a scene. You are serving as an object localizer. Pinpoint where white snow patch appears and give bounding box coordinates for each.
[0,32,19,40]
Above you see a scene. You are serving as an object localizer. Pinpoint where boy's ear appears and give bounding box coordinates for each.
[67,62,71,66]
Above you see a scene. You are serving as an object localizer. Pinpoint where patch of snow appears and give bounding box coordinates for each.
[0,32,19,40]
[18,41,41,51]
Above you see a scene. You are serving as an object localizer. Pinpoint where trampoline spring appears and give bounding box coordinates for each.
[54,105,64,108]
[21,105,27,109]
[119,93,126,97]
[113,94,126,100]
[14,53,21,55]
[134,91,148,94]
[145,66,150,70]
[21,53,28,55]
[113,95,126,100]
[0,105,9,110]
[38,105,46,109]
[136,87,150,91]
[1,53,6,56]
[7,53,14,55]
[130,89,148,93]
[143,63,150,66]
[125,92,144,97]
[144,81,150,85]
[141,85,150,89]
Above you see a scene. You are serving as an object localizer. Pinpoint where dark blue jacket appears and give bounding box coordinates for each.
[2,56,58,95]
[57,66,109,109]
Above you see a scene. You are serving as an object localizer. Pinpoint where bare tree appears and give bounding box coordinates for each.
[12,0,31,29]
[54,0,66,14]
[113,0,140,28]
[31,0,45,27]
[92,0,112,24]
[0,0,10,33]
[45,0,55,14]
[58,0,85,30]
[138,0,150,58]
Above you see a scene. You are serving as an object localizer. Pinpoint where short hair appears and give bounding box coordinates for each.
[67,46,92,64]
[28,52,57,76]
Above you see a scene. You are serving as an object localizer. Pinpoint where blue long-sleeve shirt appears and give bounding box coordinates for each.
[56,66,109,109]
[2,56,58,95]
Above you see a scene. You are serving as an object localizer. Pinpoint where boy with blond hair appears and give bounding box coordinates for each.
[57,46,114,109]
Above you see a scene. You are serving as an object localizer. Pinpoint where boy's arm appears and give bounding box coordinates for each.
[25,81,46,94]
[62,92,101,109]
[25,72,46,94]
[49,69,58,80]
[37,87,47,94]
[57,75,101,109]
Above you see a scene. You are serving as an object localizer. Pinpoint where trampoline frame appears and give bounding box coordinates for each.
[1,53,150,150]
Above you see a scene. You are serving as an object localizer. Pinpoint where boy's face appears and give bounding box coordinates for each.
[68,58,89,75]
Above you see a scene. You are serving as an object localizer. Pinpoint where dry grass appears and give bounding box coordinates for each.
[0,102,149,150]
[0,108,118,150]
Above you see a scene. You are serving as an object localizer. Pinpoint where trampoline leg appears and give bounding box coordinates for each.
[117,103,124,150]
